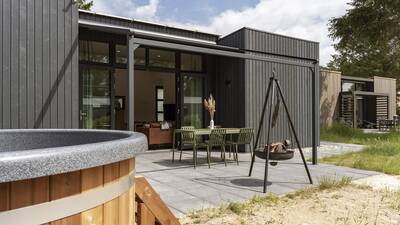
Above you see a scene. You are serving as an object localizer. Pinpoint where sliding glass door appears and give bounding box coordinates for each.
[182,74,204,128]
[80,68,113,129]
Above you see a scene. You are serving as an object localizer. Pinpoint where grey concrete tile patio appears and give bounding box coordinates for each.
[136,146,379,217]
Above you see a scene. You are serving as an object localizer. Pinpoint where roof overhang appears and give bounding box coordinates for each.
[341,75,374,82]
[342,91,389,97]
[79,19,317,68]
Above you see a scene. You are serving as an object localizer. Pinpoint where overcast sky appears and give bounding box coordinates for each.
[92,0,352,65]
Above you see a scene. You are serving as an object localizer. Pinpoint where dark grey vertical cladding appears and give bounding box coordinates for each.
[26,0,34,128]
[213,56,246,128]
[244,28,319,60]
[0,0,3,127]
[71,4,79,128]
[245,57,314,147]
[0,0,79,129]
[217,28,245,49]
[10,0,19,128]
[64,0,72,128]
[19,0,27,128]
[42,0,50,128]
[35,0,43,128]
[49,0,57,128]
[57,0,65,128]
[2,0,11,128]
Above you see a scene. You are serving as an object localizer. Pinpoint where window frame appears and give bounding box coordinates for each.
[180,52,204,73]
[79,40,112,66]
[155,86,165,122]
[148,48,177,71]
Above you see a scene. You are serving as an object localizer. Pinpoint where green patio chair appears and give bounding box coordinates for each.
[180,129,200,168]
[198,128,227,167]
[227,128,254,165]
[172,126,195,163]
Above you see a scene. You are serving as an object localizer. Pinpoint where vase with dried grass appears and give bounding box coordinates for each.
[204,94,216,129]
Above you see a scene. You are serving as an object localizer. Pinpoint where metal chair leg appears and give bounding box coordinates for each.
[207,146,211,168]
[222,145,227,166]
[193,146,197,168]
[235,144,239,165]
[172,147,175,163]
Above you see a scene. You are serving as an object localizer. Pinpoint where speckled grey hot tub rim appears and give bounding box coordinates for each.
[0,129,148,183]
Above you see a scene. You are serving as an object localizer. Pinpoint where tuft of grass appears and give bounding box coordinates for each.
[390,191,400,211]
[227,202,246,215]
[318,176,352,190]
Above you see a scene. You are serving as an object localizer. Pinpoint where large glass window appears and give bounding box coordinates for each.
[81,68,112,129]
[342,81,366,92]
[181,53,202,72]
[115,44,127,64]
[79,40,110,63]
[182,75,203,128]
[134,47,146,66]
[149,49,175,69]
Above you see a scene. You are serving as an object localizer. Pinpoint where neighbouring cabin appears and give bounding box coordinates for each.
[320,69,397,128]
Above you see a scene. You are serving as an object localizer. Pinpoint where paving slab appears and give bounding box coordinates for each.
[136,144,379,217]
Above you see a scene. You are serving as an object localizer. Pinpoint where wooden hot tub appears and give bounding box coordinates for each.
[0,129,147,225]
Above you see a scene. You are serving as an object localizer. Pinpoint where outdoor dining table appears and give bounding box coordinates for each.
[172,128,241,149]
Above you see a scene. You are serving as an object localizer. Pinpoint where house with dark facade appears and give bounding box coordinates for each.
[0,0,320,162]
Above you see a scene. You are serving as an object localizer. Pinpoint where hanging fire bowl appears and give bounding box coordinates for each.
[254,148,294,161]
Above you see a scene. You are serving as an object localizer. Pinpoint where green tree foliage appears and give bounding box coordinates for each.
[76,0,93,10]
[328,0,400,83]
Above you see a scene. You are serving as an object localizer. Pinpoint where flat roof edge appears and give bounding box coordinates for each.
[78,9,221,38]
[341,75,374,82]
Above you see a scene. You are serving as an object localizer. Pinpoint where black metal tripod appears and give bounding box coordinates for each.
[248,73,313,193]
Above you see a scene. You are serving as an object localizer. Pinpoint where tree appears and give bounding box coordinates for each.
[328,0,400,83]
[76,0,93,10]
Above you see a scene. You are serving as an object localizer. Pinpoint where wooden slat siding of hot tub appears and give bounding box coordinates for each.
[0,158,136,225]
[33,177,50,225]
[119,159,135,225]
[81,166,104,225]
[50,171,82,225]
[103,162,120,225]
[0,183,10,211]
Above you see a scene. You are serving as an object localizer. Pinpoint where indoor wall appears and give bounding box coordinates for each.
[134,70,176,122]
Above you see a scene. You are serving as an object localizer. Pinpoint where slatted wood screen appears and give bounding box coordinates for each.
[340,93,354,126]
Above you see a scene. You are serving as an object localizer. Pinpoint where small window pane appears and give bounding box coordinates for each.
[157,113,164,122]
[157,89,164,99]
[79,40,109,63]
[134,47,146,66]
[116,45,127,64]
[342,82,355,92]
[181,53,202,71]
[157,101,164,112]
[149,49,175,69]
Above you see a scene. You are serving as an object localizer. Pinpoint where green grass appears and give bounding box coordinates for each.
[318,175,352,190]
[320,122,396,144]
[320,123,400,175]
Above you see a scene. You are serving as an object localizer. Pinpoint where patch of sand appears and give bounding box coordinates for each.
[181,186,400,225]
[354,174,400,191]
